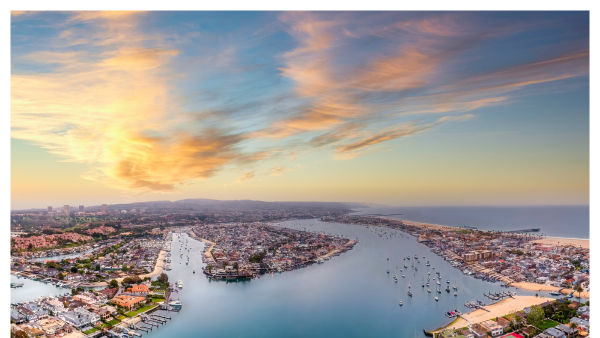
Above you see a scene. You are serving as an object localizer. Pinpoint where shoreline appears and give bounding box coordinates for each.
[435,296,553,331]
[115,249,166,283]
[510,282,590,299]
[380,217,589,247]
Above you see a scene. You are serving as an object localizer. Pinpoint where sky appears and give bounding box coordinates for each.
[10,11,589,209]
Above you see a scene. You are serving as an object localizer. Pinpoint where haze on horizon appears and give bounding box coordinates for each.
[11,11,589,210]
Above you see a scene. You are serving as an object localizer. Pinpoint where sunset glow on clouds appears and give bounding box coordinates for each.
[11,11,589,208]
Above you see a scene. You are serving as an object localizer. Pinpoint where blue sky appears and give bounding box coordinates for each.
[11,11,589,209]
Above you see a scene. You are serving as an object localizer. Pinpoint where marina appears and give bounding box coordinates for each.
[140,219,552,338]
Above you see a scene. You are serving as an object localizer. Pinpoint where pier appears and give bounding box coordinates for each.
[504,228,541,233]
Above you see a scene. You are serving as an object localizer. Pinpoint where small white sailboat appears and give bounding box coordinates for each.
[399,300,403,306]
[435,296,439,301]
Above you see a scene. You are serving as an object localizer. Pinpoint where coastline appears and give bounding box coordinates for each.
[115,249,166,283]
[387,218,590,247]
[377,216,590,299]
[437,296,552,331]
[511,282,590,299]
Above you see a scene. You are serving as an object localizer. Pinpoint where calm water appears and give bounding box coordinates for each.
[12,219,566,337]
[11,274,71,304]
[353,206,589,239]
[142,219,547,338]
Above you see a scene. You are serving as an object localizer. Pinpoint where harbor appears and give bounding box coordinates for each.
[142,219,551,338]
[12,218,578,338]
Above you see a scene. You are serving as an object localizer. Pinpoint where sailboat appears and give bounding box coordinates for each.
[422,278,425,287]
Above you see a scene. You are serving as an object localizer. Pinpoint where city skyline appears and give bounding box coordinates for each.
[11,11,589,209]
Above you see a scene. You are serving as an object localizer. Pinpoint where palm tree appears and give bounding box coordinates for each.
[576,285,583,304]
[569,322,578,337]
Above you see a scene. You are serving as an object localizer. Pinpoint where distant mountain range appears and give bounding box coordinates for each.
[13,199,383,212]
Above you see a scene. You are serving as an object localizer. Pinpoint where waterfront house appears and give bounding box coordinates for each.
[470,323,490,338]
[481,320,504,337]
[495,317,511,330]
[111,295,146,310]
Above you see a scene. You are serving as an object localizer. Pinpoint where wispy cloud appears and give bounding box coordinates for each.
[11,11,589,194]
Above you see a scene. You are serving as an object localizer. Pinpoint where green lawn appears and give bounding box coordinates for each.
[125,305,157,317]
[107,319,120,326]
[537,319,560,330]
[83,328,98,334]
[117,315,127,320]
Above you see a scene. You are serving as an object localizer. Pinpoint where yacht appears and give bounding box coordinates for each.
[386,269,389,274]
[177,280,183,288]
[407,291,412,297]
[408,284,411,288]
[168,299,182,310]
[427,288,431,293]
[454,292,457,296]
[435,296,439,301]
[399,300,403,306]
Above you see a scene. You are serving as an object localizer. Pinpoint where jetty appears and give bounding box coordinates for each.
[504,228,541,233]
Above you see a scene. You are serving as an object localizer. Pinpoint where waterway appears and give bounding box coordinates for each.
[11,219,567,336]
[144,219,550,338]
[10,274,71,304]
[352,206,589,239]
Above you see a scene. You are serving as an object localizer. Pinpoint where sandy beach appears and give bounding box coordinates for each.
[115,250,166,283]
[400,220,455,231]
[511,282,590,299]
[199,238,216,260]
[396,219,589,249]
[318,240,357,259]
[530,237,589,249]
[441,296,552,330]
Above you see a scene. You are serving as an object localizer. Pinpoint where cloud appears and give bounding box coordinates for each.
[235,171,255,183]
[266,165,301,176]
[11,12,589,194]
[11,13,254,194]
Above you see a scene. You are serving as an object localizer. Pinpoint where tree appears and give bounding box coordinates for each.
[527,305,545,328]
[28,243,33,250]
[157,273,168,284]
[512,313,523,330]
[109,279,119,289]
[576,285,583,304]
[569,322,578,336]
[207,264,213,273]
[233,262,239,271]
[70,267,78,273]
[57,273,64,280]
[95,264,101,271]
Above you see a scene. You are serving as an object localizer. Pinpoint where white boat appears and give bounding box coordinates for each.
[177,280,183,288]
[435,296,439,301]
[168,299,182,310]
[399,300,403,306]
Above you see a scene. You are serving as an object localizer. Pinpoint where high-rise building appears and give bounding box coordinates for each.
[47,206,52,212]
[64,205,70,217]
[101,204,107,213]
[79,205,84,212]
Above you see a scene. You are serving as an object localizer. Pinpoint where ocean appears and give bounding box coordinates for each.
[352,206,589,239]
